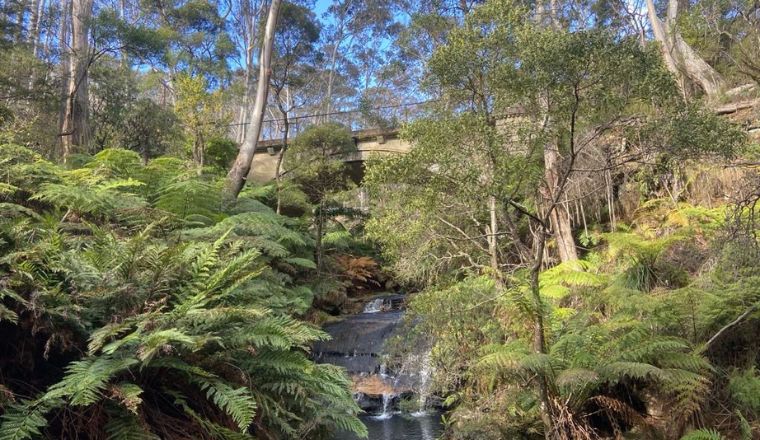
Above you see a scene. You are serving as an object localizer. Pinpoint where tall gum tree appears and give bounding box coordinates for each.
[645,0,726,98]
[59,0,94,159]
[225,0,282,200]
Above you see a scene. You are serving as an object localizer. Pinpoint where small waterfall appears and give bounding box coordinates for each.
[374,392,395,420]
[413,350,433,416]
[363,298,385,314]
[314,294,439,419]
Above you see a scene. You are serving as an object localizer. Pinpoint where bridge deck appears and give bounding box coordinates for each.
[249,128,409,182]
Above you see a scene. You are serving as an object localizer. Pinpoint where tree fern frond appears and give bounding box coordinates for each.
[597,361,666,384]
[0,203,40,220]
[679,429,725,440]
[0,403,48,440]
[556,368,600,389]
[477,341,532,372]
[44,356,138,406]
[88,321,135,355]
[104,407,158,440]
[191,378,256,432]
[137,329,205,362]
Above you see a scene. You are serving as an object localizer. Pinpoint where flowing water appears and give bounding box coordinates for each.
[333,413,444,440]
[313,294,443,439]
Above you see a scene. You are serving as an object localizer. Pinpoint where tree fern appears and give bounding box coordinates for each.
[0,149,367,440]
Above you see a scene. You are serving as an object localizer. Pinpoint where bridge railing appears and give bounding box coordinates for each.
[256,100,433,142]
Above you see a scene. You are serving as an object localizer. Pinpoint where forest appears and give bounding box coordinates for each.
[0,0,759,438]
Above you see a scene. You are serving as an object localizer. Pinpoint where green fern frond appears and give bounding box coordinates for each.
[44,356,138,406]
[191,378,256,432]
[679,429,725,440]
[282,257,316,270]
[0,203,42,219]
[137,329,205,362]
[155,179,222,224]
[88,321,136,355]
[0,182,19,196]
[0,402,49,440]
[104,407,158,440]
[477,341,532,371]
[597,361,666,384]
[556,368,600,388]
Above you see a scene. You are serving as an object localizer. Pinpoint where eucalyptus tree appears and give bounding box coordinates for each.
[225,0,282,200]
[283,123,357,271]
[645,0,727,98]
[319,0,403,118]
[270,2,321,211]
[676,0,760,88]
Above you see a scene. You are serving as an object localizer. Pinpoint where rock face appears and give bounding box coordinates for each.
[313,294,406,375]
[313,294,424,415]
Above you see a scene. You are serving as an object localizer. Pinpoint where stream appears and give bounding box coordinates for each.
[333,413,444,440]
[313,294,444,440]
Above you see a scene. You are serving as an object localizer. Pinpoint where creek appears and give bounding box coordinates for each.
[313,294,444,439]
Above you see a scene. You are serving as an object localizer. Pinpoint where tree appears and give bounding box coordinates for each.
[284,123,356,271]
[174,73,230,169]
[645,0,727,98]
[59,0,94,158]
[225,0,282,200]
[270,1,321,213]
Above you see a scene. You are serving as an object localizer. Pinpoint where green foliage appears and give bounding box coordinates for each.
[680,429,725,440]
[0,145,365,439]
[729,369,760,414]
[284,123,357,201]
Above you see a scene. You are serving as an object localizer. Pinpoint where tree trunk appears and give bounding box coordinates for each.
[530,227,556,439]
[225,0,282,200]
[544,145,578,262]
[315,201,324,273]
[487,195,499,275]
[324,32,342,120]
[275,110,288,214]
[60,0,93,160]
[57,0,71,159]
[646,0,726,97]
[29,0,45,57]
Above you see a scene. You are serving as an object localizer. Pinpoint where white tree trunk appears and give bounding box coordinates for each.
[225,0,282,199]
[60,0,93,159]
[544,145,578,262]
[29,0,46,57]
[646,0,726,97]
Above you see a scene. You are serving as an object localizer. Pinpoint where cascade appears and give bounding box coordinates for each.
[375,392,395,420]
[363,298,384,313]
[318,293,445,439]
[413,350,433,416]
[313,293,438,420]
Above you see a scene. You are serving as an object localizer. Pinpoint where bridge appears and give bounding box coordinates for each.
[248,128,411,182]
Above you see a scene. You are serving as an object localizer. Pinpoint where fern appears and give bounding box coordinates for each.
[44,356,138,406]
[0,150,367,439]
[0,403,49,440]
[191,378,256,432]
[104,408,158,440]
[155,179,223,225]
[679,429,725,440]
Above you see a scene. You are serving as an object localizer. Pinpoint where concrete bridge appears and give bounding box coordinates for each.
[249,128,410,183]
